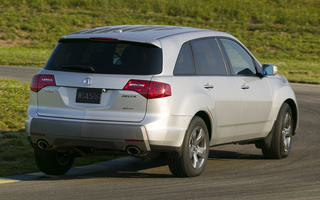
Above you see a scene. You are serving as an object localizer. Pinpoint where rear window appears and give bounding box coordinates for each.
[44,39,162,75]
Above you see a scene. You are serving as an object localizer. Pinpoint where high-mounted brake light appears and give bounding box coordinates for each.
[123,79,171,99]
[89,37,118,41]
[30,74,56,92]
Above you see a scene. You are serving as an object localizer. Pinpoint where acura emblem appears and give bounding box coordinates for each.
[83,78,92,86]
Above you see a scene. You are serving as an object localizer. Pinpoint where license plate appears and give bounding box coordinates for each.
[76,88,102,104]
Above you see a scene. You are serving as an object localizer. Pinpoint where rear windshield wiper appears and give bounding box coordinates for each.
[61,65,95,72]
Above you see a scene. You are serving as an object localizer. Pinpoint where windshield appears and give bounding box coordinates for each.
[44,39,162,75]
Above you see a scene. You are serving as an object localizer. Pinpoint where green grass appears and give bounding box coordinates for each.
[0,0,319,83]
[0,80,29,131]
[260,59,320,84]
[0,131,36,177]
[0,47,52,68]
[0,79,37,176]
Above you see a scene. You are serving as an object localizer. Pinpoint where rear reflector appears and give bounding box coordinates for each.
[123,79,171,99]
[31,133,46,137]
[125,140,143,143]
[30,74,56,92]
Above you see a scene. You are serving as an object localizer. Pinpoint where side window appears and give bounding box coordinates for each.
[221,39,256,76]
[173,42,194,75]
[191,38,227,75]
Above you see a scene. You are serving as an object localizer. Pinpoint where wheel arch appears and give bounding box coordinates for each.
[195,111,212,140]
[269,79,299,136]
[284,98,299,135]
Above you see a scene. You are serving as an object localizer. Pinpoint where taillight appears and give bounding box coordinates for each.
[123,79,171,99]
[30,74,56,92]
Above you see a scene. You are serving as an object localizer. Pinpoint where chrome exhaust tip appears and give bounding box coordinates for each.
[37,140,49,150]
[127,146,141,156]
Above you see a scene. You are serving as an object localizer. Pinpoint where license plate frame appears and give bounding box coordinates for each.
[76,88,102,104]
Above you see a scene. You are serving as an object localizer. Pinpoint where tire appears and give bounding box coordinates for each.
[168,116,209,177]
[34,148,75,175]
[262,103,293,159]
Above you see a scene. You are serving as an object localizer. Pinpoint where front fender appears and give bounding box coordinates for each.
[268,75,299,134]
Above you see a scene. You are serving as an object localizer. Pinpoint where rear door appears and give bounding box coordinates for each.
[36,39,162,122]
[189,38,241,145]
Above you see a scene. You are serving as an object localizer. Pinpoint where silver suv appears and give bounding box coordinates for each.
[26,25,298,177]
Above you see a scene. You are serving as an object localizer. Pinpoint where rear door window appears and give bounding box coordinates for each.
[44,39,162,75]
[191,38,227,76]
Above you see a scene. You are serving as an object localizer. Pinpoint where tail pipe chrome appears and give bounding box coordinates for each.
[126,146,142,156]
[37,140,49,150]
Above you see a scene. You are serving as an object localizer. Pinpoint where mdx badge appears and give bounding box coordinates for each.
[83,78,92,86]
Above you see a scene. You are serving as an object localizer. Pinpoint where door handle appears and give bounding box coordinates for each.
[204,84,214,90]
[241,84,250,90]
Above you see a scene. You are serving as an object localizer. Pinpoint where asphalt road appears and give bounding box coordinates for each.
[0,65,40,83]
[0,66,320,200]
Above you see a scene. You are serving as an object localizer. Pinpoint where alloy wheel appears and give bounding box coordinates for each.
[282,112,292,154]
[189,126,207,169]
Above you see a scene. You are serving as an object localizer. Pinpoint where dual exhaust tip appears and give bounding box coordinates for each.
[38,140,142,156]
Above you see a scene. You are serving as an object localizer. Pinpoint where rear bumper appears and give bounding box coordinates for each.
[27,117,151,153]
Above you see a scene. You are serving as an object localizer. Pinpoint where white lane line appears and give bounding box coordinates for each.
[0,178,20,184]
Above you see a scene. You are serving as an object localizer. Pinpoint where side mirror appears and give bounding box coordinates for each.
[262,64,278,76]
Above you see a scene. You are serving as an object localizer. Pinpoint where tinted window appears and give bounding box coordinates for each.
[191,38,227,75]
[173,42,194,75]
[220,39,256,76]
[45,39,162,75]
